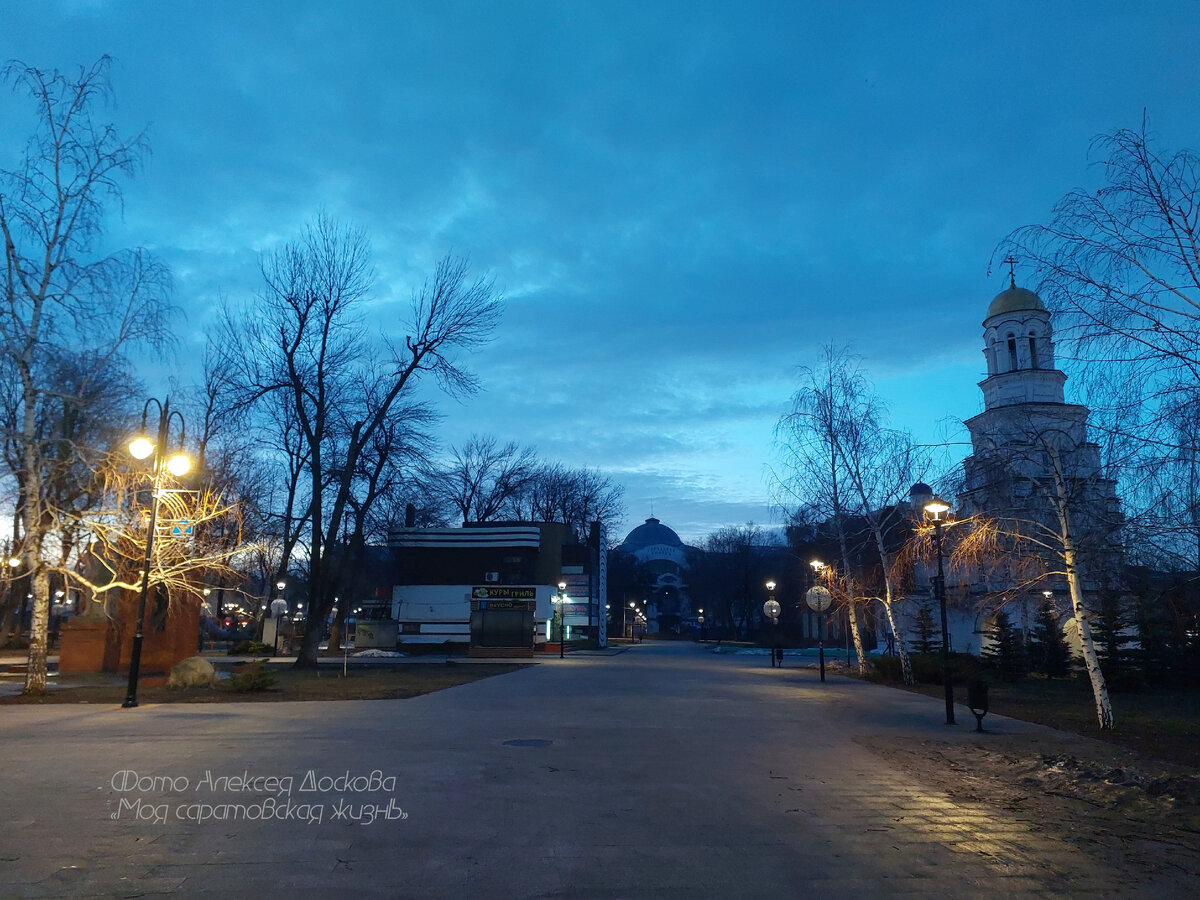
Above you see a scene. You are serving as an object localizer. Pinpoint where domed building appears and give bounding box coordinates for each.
[617,517,691,632]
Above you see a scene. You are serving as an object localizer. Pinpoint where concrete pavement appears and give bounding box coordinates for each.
[0,642,1189,898]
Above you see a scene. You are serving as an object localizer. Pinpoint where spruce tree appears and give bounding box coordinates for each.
[1133,597,1171,686]
[909,605,940,655]
[982,610,1028,682]
[1091,591,1135,688]
[1030,601,1070,678]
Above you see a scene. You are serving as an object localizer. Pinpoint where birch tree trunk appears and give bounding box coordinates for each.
[1048,444,1114,730]
[880,595,914,685]
[835,528,868,676]
[1065,544,1113,729]
[846,599,868,675]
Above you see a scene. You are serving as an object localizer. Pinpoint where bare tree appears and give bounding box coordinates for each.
[953,421,1122,729]
[692,523,777,639]
[1000,125,1200,571]
[512,462,625,544]
[834,398,929,685]
[221,214,501,667]
[57,452,246,612]
[434,434,537,524]
[773,346,875,674]
[0,58,174,693]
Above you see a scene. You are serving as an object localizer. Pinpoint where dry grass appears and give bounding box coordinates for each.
[890,676,1200,769]
[0,662,529,705]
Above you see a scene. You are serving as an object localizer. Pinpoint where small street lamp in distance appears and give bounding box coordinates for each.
[557,581,567,659]
[923,495,955,725]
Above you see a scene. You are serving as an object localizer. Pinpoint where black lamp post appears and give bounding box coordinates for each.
[123,398,189,709]
[764,580,781,667]
[924,495,955,725]
[808,561,831,682]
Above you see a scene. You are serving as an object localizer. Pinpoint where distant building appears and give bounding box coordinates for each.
[388,522,604,652]
[617,517,692,632]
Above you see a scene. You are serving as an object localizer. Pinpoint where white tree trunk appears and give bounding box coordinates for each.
[880,597,914,685]
[23,570,50,694]
[1047,444,1113,730]
[846,599,868,676]
[1065,546,1113,729]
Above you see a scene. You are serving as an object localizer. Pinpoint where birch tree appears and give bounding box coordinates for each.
[1000,125,1200,572]
[838,421,927,686]
[773,346,878,675]
[0,58,173,693]
[953,425,1121,729]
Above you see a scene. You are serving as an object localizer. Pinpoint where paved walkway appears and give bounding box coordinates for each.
[0,643,1186,898]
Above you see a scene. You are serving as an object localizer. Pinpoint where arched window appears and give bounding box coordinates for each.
[1007,334,1019,371]
[1028,331,1039,369]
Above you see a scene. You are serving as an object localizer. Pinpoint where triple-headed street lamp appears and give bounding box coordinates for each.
[123,398,190,709]
[923,495,955,725]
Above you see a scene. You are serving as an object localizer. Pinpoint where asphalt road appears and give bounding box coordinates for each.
[0,642,1189,898]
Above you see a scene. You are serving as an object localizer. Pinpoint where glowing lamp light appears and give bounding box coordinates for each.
[166,454,190,477]
[924,496,952,521]
[765,580,776,592]
[128,437,154,460]
[7,557,19,568]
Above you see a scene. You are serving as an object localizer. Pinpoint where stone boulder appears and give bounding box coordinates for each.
[168,656,217,689]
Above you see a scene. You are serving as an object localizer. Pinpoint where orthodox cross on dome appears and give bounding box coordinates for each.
[1003,255,1019,288]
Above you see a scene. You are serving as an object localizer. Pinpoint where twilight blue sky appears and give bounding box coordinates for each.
[3,1,1198,544]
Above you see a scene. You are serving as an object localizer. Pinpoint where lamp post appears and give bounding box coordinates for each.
[270,580,287,655]
[924,495,955,725]
[808,561,832,682]
[764,580,781,667]
[123,398,189,709]
[557,581,567,658]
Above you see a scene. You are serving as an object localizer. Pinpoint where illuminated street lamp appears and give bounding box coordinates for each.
[556,581,567,658]
[807,560,833,682]
[123,398,189,709]
[924,495,955,725]
[764,580,782,667]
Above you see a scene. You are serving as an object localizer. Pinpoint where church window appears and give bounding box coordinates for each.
[1028,335,1038,369]
[1007,336,1018,371]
